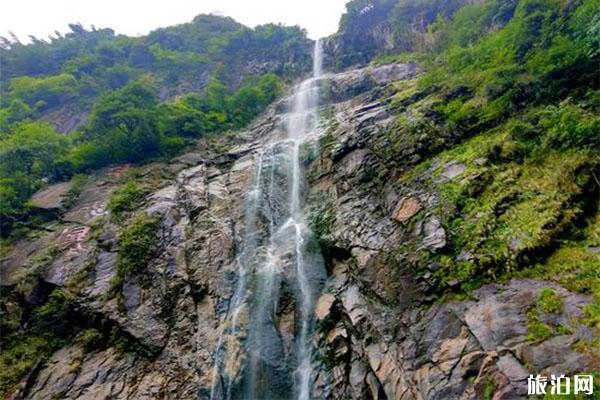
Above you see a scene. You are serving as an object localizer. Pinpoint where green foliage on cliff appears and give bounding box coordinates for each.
[162,73,283,137]
[0,122,68,234]
[117,213,161,276]
[68,81,184,171]
[0,15,309,120]
[0,13,307,236]
[0,289,74,397]
[434,0,598,289]
[337,0,600,307]
[537,288,563,314]
[108,182,148,217]
[8,73,79,111]
[335,0,483,67]
[0,283,157,398]
[0,72,283,236]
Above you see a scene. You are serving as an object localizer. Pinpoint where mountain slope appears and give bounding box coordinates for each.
[0,0,599,399]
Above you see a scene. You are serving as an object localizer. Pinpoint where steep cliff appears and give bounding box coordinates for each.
[1,60,597,399]
[1,0,599,399]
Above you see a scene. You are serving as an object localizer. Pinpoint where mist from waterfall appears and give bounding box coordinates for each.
[209,39,325,400]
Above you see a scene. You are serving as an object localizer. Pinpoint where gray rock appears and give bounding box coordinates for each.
[30,182,72,210]
[441,161,466,180]
[176,164,208,215]
[420,216,447,250]
[342,285,367,325]
[369,62,422,83]
[85,251,117,299]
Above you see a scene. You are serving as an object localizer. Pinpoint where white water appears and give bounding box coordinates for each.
[209,38,324,400]
[292,38,323,400]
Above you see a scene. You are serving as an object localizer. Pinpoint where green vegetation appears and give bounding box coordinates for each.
[0,284,156,397]
[526,309,554,341]
[63,174,88,208]
[71,81,179,170]
[525,288,569,341]
[0,72,284,236]
[0,16,309,93]
[107,182,148,217]
[432,144,594,287]
[117,212,161,277]
[0,70,284,238]
[0,14,306,237]
[308,191,337,256]
[162,73,283,137]
[513,217,600,305]
[106,212,161,299]
[0,335,52,396]
[483,377,496,400]
[0,1,598,393]
[74,328,104,352]
[0,121,68,234]
[9,73,79,110]
[0,289,73,396]
[537,288,563,314]
[334,0,600,301]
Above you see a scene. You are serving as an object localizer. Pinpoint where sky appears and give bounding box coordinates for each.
[1,0,350,43]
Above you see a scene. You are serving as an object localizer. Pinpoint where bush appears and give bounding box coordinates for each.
[117,213,161,276]
[9,74,78,109]
[0,122,68,235]
[74,328,103,351]
[63,174,88,208]
[526,310,553,341]
[0,99,33,132]
[539,101,599,150]
[162,73,284,137]
[107,182,147,217]
[32,289,73,337]
[0,335,51,396]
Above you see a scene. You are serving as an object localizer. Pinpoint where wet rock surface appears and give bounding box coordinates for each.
[303,63,598,399]
[2,63,597,399]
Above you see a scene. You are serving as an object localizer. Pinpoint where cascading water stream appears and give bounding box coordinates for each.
[209,38,325,400]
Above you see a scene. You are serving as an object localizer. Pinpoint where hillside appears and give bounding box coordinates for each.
[0,0,599,399]
[0,15,312,234]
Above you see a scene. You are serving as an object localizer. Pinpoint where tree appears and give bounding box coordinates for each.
[0,100,33,132]
[84,81,162,162]
[0,122,67,231]
[0,121,67,188]
[9,74,78,109]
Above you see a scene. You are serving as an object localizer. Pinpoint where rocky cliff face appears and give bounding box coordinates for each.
[2,63,597,400]
[322,0,488,70]
[302,65,598,399]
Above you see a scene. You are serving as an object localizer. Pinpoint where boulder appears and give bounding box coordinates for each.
[30,182,71,210]
[392,196,421,223]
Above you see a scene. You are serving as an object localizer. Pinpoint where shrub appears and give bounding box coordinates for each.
[538,101,599,150]
[63,174,88,208]
[9,74,79,110]
[107,182,147,217]
[0,335,50,396]
[117,213,161,276]
[74,328,103,352]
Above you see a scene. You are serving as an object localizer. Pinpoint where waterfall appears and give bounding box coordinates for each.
[293,37,323,400]
[209,38,325,400]
[313,38,323,80]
